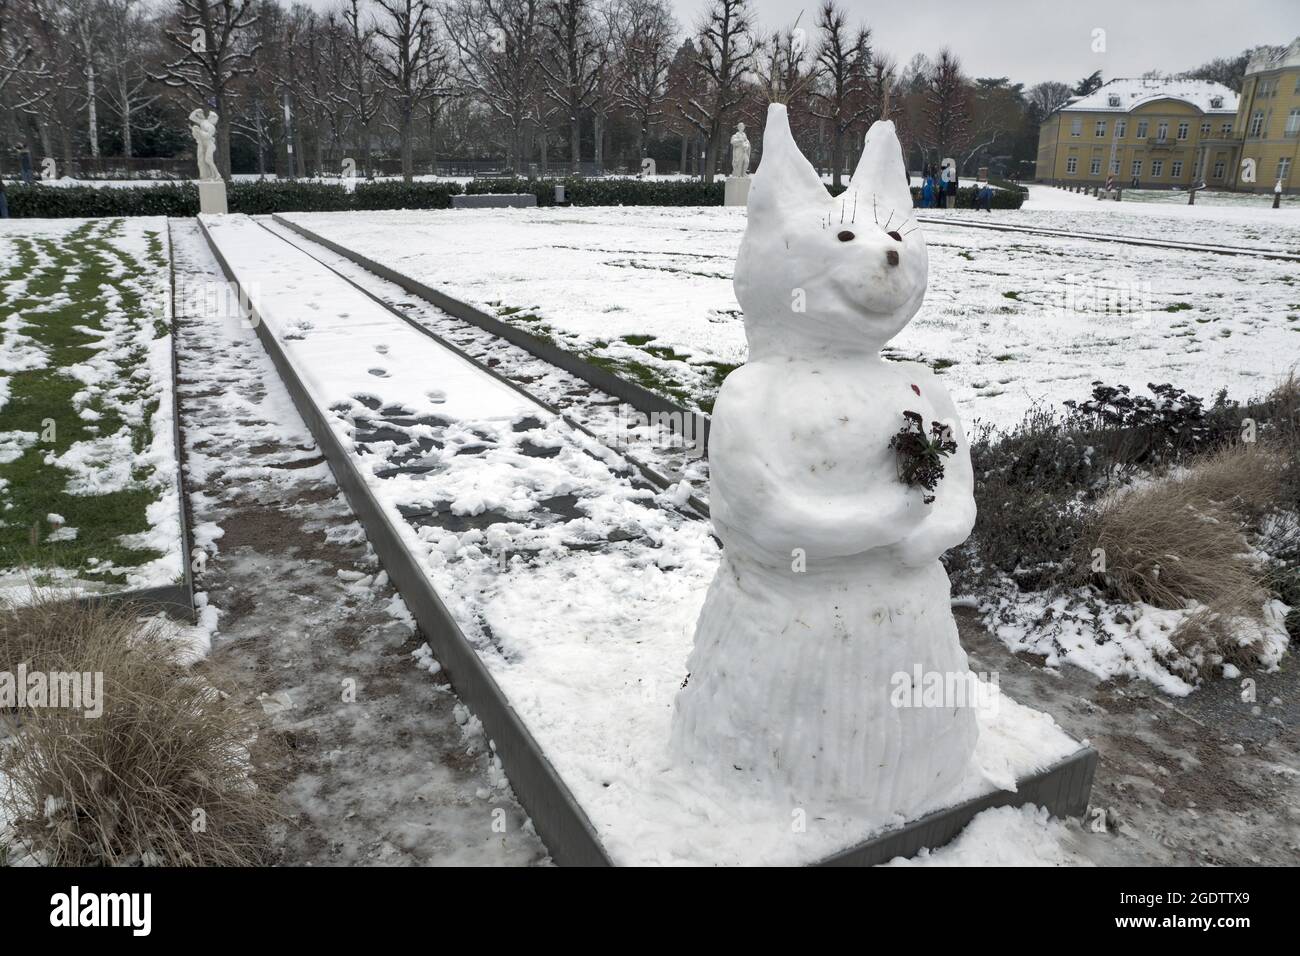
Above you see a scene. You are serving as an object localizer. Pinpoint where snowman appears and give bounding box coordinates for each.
[671,104,979,813]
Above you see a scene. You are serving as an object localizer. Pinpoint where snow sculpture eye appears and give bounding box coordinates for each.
[837,230,855,242]
[887,231,903,242]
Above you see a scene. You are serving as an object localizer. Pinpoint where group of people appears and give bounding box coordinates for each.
[917,164,996,212]
[0,144,35,218]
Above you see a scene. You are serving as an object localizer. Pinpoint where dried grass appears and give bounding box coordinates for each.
[0,595,280,866]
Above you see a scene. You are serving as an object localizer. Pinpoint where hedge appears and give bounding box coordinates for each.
[465,176,726,207]
[3,174,1023,217]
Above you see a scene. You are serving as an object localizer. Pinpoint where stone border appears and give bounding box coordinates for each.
[269,214,710,452]
[816,746,1098,866]
[206,216,1098,866]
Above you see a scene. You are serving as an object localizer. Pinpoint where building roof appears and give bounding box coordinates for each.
[1057,77,1239,115]
[1246,37,1300,76]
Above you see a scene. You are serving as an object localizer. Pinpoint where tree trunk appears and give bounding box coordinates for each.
[678,133,686,175]
[216,88,232,179]
[831,126,843,189]
[569,108,581,175]
[703,122,721,184]
[120,83,133,159]
[86,62,99,159]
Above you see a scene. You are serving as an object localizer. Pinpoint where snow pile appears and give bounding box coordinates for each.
[883,804,1090,866]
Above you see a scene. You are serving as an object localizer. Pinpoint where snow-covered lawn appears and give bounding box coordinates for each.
[282,202,1300,427]
[0,217,183,599]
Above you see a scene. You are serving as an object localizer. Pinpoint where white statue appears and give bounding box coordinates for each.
[189,109,220,181]
[672,104,979,813]
[729,122,751,178]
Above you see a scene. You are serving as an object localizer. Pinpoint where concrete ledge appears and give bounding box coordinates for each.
[270,214,710,451]
[817,746,1098,866]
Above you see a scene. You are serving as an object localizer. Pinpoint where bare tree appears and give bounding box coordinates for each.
[100,0,162,159]
[0,0,44,112]
[677,0,754,184]
[610,0,676,168]
[22,0,79,171]
[921,48,969,166]
[372,0,450,181]
[443,0,543,174]
[339,0,382,176]
[155,0,261,178]
[807,0,870,188]
[1026,80,1072,118]
[538,0,605,175]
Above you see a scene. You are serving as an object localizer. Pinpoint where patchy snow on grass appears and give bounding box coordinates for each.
[0,217,183,598]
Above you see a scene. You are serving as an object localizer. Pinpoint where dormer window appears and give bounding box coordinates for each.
[1107,94,1121,107]
[1210,96,1223,108]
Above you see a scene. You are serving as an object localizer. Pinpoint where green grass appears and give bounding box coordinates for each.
[0,219,172,586]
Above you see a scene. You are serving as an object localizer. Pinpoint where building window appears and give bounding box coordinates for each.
[1171,160,1183,177]
[1110,159,1121,174]
[1287,108,1300,137]
[1250,110,1265,137]
[1066,157,1078,174]
[1152,160,1164,177]
[1280,157,1293,182]
[1156,122,1169,142]
[1095,120,1106,137]
[1107,94,1121,107]
[1071,118,1082,136]
[1200,121,1211,136]
[1131,159,1142,177]
[1221,121,1233,135]
[1210,95,1223,108]
[1115,120,1127,138]
[1136,120,1148,138]
[1177,122,1189,140]
[1212,160,1225,179]
[1090,158,1102,174]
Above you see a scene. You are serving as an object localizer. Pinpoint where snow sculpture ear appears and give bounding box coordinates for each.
[747,103,831,227]
[847,120,914,224]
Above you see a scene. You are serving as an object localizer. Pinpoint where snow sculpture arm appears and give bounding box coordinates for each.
[891,367,976,568]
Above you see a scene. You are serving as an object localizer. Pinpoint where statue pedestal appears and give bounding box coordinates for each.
[724,176,750,207]
[198,179,228,215]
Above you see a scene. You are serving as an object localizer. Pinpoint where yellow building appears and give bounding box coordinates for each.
[1036,77,1239,190]
[1037,37,1300,194]
[1228,37,1300,193]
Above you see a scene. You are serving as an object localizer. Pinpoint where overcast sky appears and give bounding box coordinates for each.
[670,0,1298,87]
[290,0,1298,89]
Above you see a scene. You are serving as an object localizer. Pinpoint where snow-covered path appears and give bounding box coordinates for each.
[170,218,547,865]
